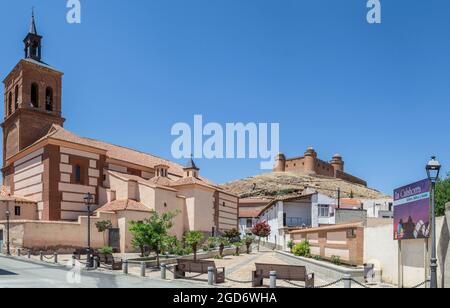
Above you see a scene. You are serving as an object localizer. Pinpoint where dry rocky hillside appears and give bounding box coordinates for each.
[221,172,389,199]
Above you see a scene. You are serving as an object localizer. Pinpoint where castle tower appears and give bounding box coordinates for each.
[331,154,344,175]
[2,12,65,164]
[273,153,286,172]
[304,147,317,174]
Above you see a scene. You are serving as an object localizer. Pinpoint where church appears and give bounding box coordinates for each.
[0,15,238,252]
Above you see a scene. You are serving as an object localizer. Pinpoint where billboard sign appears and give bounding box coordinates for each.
[393,179,430,240]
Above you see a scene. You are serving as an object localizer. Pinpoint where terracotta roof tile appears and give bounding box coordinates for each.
[96,199,153,213]
[239,208,263,218]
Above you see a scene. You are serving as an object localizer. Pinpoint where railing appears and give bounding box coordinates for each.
[285,217,311,227]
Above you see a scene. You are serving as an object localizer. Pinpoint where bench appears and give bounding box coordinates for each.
[98,253,123,271]
[252,263,314,288]
[174,259,225,284]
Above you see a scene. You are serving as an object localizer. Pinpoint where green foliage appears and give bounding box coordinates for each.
[98,246,114,255]
[202,245,211,252]
[313,255,322,261]
[129,221,147,257]
[331,255,341,265]
[292,240,311,257]
[184,231,205,260]
[224,229,241,242]
[436,173,450,216]
[207,237,218,249]
[233,241,243,256]
[163,236,179,255]
[129,211,178,265]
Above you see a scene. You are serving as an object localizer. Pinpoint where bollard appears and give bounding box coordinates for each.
[28,251,31,259]
[72,255,76,268]
[269,271,277,289]
[161,263,167,280]
[40,251,43,262]
[343,274,352,289]
[93,257,99,269]
[140,262,146,277]
[123,260,128,275]
[18,249,21,256]
[54,253,58,264]
[208,267,215,286]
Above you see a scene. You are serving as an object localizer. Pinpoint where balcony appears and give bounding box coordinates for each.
[284,217,311,228]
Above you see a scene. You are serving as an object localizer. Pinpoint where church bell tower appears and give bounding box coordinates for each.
[2,12,65,165]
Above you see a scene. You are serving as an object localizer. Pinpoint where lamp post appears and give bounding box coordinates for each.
[5,209,10,256]
[84,192,94,268]
[426,156,441,289]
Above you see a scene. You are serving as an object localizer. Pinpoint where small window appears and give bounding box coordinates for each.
[31,83,39,108]
[8,92,12,115]
[318,204,330,218]
[246,219,253,228]
[223,202,226,207]
[14,85,19,109]
[75,165,82,184]
[14,206,21,216]
[164,203,167,208]
[45,87,53,111]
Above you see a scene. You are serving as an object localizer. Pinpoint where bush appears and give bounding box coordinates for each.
[202,245,211,253]
[313,255,322,261]
[98,246,114,255]
[292,240,311,257]
[331,255,341,265]
[224,229,241,243]
[207,237,218,249]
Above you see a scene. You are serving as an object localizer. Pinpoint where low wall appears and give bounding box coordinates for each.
[0,212,117,254]
[289,222,364,266]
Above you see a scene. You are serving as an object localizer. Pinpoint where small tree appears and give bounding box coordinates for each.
[129,221,147,257]
[224,228,241,243]
[233,241,243,256]
[251,221,271,251]
[95,220,113,246]
[243,235,255,254]
[129,211,178,266]
[216,237,230,258]
[184,231,204,261]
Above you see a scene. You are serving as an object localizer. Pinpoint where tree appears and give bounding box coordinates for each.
[251,221,271,252]
[243,235,255,254]
[436,173,450,216]
[233,241,243,256]
[129,221,147,257]
[95,220,113,246]
[129,211,178,266]
[184,231,204,261]
[216,237,230,258]
[224,228,241,243]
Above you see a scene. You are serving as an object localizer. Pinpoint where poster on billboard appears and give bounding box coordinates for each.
[393,179,431,240]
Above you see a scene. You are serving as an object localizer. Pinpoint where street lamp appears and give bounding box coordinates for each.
[426,156,441,289]
[5,209,10,256]
[84,192,94,268]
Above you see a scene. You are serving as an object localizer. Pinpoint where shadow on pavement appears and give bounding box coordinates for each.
[0,269,18,276]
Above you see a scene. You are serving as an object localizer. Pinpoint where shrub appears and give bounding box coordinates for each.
[292,240,311,257]
[202,245,211,253]
[98,246,114,255]
[331,255,341,265]
[313,255,322,261]
[207,237,218,249]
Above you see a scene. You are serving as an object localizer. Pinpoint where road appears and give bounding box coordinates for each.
[0,255,204,288]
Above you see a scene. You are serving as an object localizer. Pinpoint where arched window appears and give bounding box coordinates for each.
[75,165,82,184]
[45,87,53,111]
[31,83,39,108]
[14,85,19,110]
[8,92,12,115]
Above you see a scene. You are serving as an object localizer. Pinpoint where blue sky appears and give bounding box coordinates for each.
[1,0,449,194]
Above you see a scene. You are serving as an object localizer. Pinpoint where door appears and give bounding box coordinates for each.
[108,228,120,252]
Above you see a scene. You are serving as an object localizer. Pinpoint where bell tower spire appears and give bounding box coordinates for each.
[24,9,43,61]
